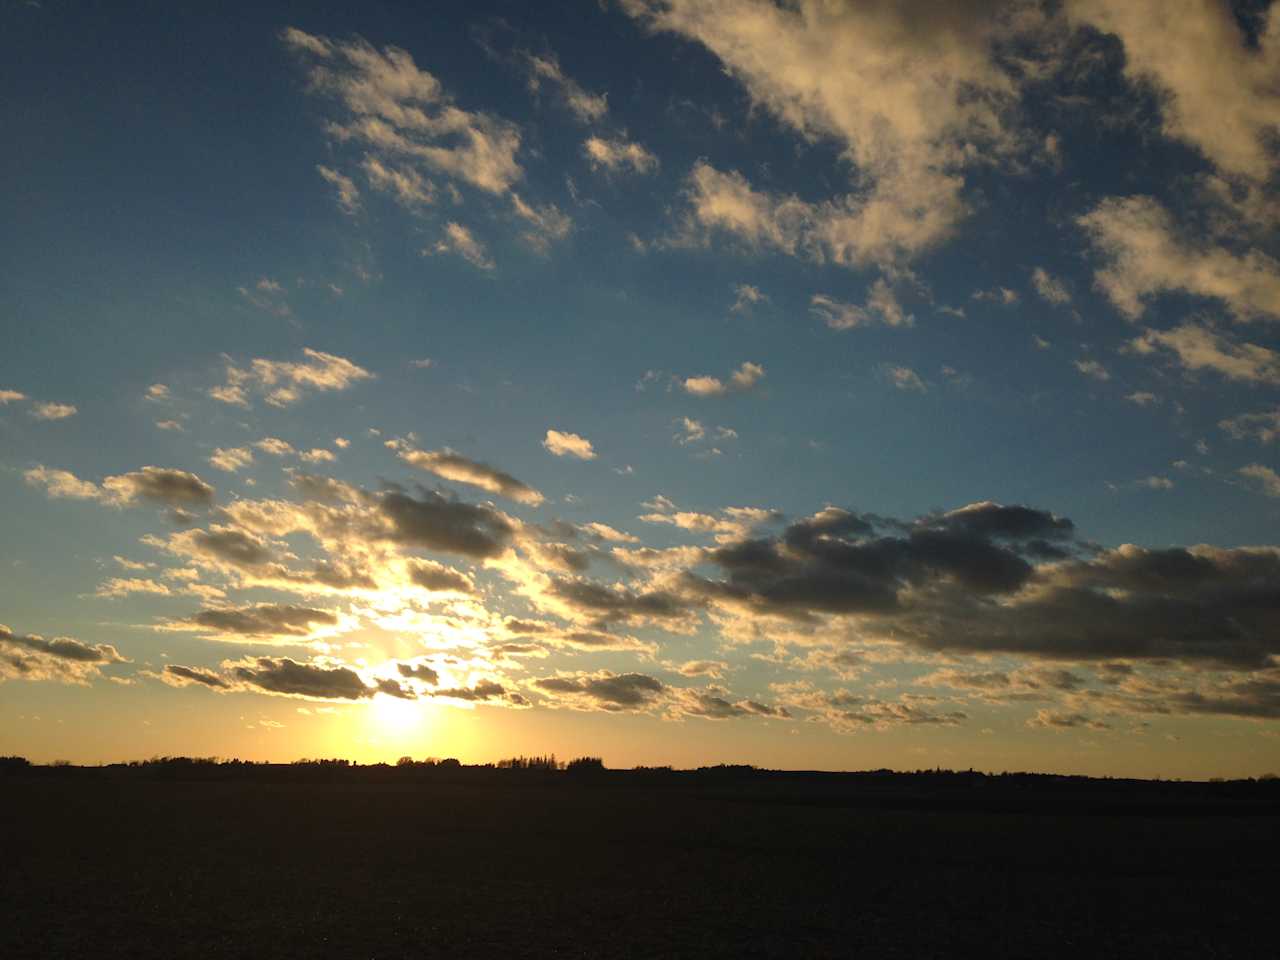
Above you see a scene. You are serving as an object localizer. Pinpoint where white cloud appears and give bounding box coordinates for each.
[390,440,544,505]
[283,28,523,196]
[431,222,495,271]
[145,384,170,401]
[155,420,183,432]
[682,361,765,397]
[0,389,25,404]
[1074,359,1111,382]
[811,279,912,330]
[209,447,254,472]
[1220,409,1280,445]
[973,286,1020,305]
[300,448,336,464]
[522,51,608,124]
[1065,0,1280,181]
[630,1,1051,268]
[883,365,926,392]
[31,402,77,421]
[1129,324,1280,385]
[1078,195,1280,321]
[1031,267,1071,305]
[1124,391,1159,407]
[673,417,705,445]
[253,437,296,457]
[543,429,596,460]
[210,348,374,409]
[361,155,434,208]
[583,136,659,175]
[317,165,361,214]
[511,193,572,253]
[1241,464,1280,498]
[730,284,767,313]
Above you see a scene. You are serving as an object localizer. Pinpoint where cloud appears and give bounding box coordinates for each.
[1125,392,1159,407]
[254,437,296,457]
[431,222,495,270]
[161,664,230,690]
[1074,359,1110,382]
[176,603,340,641]
[316,164,360,214]
[405,558,475,594]
[380,488,516,559]
[811,280,912,330]
[583,135,658,175]
[511,194,572,253]
[1240,464,1280,498]
[884,366,926,392]
[231,656,376,701]
[630,1,1050,268]
[391,442,543,505]
[1065,0,1280,181]
[1,623,126,685]
[1026,709,1109,731]
[673,417,705,445]
[25,466,215,508]
[1220,409,1280,445]
[534,671,666,711]
[210,348,374,408]
[543,429,596,460]
[521,51,608,123]
[972,286,1019,305]
[31,401,77,421]
[1031,267,1071,305]
[730,284,767,314]
[0,388,26,403]
[361,155,435,208]
[282,28,523,195]
[1128,324,1280,385]
[1078,196,1280,321]
[682,361,764,397]
[209,447,254,472]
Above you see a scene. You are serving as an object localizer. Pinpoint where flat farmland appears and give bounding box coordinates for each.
[2,774,1275,958]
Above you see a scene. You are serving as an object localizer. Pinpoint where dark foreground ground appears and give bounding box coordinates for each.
[3,768,1277,958]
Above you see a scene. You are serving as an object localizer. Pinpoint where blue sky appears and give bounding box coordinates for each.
[2,0,1279,776]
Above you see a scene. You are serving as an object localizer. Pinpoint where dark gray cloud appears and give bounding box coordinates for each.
[550,578,698,621]
[406,558,475,594]
[1,624,125,663]
[678,689,792,720]
[534,672,665,710]
[188,527,276,568]
[380,488,515,558]
[1,623,127,684]
[432,679,506,701]
[397,661,440,685]
[164,664,230,689]
[183,604,338,638]
[232,657,373,700]
[104,467,215,507]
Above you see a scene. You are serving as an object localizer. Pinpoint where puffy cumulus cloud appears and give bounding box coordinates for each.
[31,401,77,421]
[254,437,296,457]
[405,558,475,595]
[547,576,701,626]
[390,440,544,505]
[583,135,659,175]
[672,686,791,721]
[521,50,609,124]
[281,28,523,196]
[1064,0,1280,181]
[1221,409,1280,445]
[25,466,215,508]
[170,603,342,643]
[1078,196,1280,322]
[543,429,596,460]
[210,348,374,408]
[316,164,360,214]
[811,280,912,330]
[673,417,705,445]
[1128,324,1280,385]
[1031,267,1071,305]
[430,221,495,271]
[682,360,764,397]
[1,623,127,685]
[209,447,254,472]
[631,0,1053,267]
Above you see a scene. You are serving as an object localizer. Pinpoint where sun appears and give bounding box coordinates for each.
[368,694,426,736]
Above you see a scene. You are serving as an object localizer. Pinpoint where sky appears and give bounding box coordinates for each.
[2,0,1279,778]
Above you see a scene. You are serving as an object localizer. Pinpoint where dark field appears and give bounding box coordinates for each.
[3,768,1277,958]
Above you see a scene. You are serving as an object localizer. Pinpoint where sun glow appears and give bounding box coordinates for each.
[368,693,428,736]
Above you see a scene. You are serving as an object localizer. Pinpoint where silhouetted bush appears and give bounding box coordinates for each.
[565,756,605,775]
[0,755,31,775]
